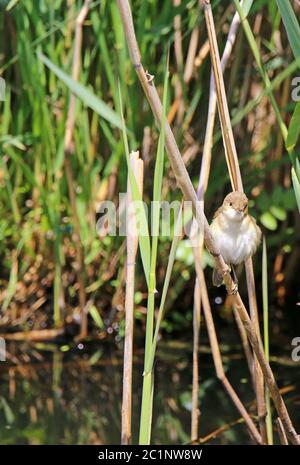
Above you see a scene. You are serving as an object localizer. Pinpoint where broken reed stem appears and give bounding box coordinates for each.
[121,151,144,445]
[201,0,267,442]
[117,0,300,445]
[64,0,92,338]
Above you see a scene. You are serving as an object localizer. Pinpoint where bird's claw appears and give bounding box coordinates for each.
[228,282,238,295]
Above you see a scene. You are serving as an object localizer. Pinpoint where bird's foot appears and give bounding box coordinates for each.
[228,266,238,294]
[227,282,238,295]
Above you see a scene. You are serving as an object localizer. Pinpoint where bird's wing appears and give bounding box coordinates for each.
[249,215,262,242]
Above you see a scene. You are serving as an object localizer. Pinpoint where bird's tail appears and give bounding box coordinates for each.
[212,268,223,287]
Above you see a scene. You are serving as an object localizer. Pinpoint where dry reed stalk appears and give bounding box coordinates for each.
[66,0,76,49]
[173,0,185,124]
[0,329,64,341]
[195,417,244,444]
[193,3,233,71]
[232,307,254,379]
[193,252,262,444]
[197,1,245,195]
[121,151,144,445]
[200,1,242,190]
[232,293,299,444]
[117,0,300,445]
[200,0,267,442]
[245,260,267,442]
[276,418,289,445]
[194,40,210,70]
[191,276,201,441]
[191,0,254,439]
[183,25,200,84]
[190,225,257,440]
[64,0,92,339]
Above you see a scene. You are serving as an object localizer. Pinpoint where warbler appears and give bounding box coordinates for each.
[210,191,262,286]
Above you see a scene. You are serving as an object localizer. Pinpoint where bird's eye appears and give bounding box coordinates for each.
[229,202,232,206]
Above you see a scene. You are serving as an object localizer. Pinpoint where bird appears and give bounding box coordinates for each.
[210,191,262,287]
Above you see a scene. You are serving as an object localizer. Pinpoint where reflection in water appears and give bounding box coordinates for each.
[0,343,299,445]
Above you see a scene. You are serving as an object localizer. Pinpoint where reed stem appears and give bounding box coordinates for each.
[121,151,144,445]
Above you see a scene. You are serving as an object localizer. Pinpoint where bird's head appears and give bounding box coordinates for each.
[222,191,248,222]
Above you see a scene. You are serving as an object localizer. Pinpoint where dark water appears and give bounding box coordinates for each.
[0,341,299,445]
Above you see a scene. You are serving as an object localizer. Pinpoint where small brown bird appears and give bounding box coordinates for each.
[210,191,261,286]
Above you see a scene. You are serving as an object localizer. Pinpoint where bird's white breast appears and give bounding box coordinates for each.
[210,213,260,265]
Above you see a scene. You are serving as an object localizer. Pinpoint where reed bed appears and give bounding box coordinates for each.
[0,0,300,446]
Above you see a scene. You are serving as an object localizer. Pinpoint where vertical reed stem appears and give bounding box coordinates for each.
[200,0,268,442]
[121,151,144,444]
[191,276,201,441]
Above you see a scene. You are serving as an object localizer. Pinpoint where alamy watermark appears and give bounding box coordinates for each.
[291,77,300,102]
[0,77,5,101]
[0,337,6,362]
[291,337,300,362]
[96,196,204,247]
